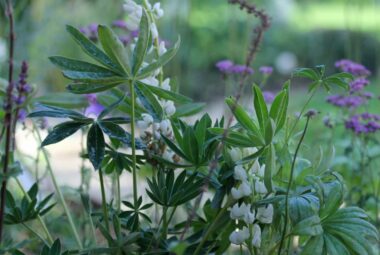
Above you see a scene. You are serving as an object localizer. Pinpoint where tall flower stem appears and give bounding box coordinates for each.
[278,116,311,255]
[15,178,54,245]
[31,120,83,249]
[22,223,49,246]
[0,0,15,243]
[129,81,138,208]
[98,169,110,232]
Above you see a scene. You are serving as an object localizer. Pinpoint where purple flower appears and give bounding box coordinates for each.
[326,94,365,108]
[130,30,139,38]
[119,35,130,46]
[80,23,98,42]
[335,59,370,77]
[216,60,234,73]
[230,65,254,75]
[85,94,104,117]
[112,20,128,29]
[259,66,273,75]
[361,91,374,99]
[349,78,369,93]
[345,113,380,134]
[17,109,27,122]
[263,91,275,104]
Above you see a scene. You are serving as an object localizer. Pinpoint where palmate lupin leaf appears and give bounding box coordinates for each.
[146,170,203,207]
[4,184,55,225]
[298,175,379,255]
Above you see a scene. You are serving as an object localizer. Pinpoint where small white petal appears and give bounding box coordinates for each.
[233,165,247,181]
[239,181,252,197]
[150,23,158,39]
[255,180,267,194]
[251,224,261,248]
[249,159,260,175]
[229,148,242,162]
[231,187,242,200]
[256,204,274,224]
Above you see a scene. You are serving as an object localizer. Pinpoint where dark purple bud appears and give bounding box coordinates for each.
[305,109,319,118]
[17,109,27,122]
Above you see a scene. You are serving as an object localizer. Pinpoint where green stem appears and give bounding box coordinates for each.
[193,199,232,255]
[286,87,317,142]
[129,81,139,209]
[162,206,168,239]
[22,223,49,246]
[33,123,83,249]
[278,117,310,255]
[15,178,54,245]
[98,169,110,232]
[116,172,121,214]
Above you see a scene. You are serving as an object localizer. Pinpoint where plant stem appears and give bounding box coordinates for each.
[32,122,83,249]
[116,172,121,214]
[129,82,138,209]
[98,169,110,232]
[22,223,49,246]
[162,206,168,239]
[286,87,317,142]
[193,199,232,255]
[0,0,15,243]
[278,117,310,255]
[15,178,54,245]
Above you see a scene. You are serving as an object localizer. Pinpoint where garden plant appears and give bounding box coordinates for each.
[0,0,378,254]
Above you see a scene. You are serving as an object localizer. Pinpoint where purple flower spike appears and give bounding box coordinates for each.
[17,109,27,123]
[263,91,275,104]
[216,60,234,73]
[259,66,273,75]
[335,59,370,77]
[326,94,365,108]
[345,113,380,134]
[112,20,128,29]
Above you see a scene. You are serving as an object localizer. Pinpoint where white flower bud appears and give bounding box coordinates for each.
[249,159,260,175]
[159,41,167,56]
[230,202,249,219]
[258,164,265,178]
[160,119,171,135]
[243,210,255,224]
[256,204,274,224]
[141,76,159,87]
[229,227,250,245]
[162,78,170,90]
[233,165,247,182]
[243,147,258,157]
[255,180,267,194]
[142,113,154,124]
[150,23,158,39]
[251,224,261,248]
[162,150,174,161]
[123,0,143,31]
[231,187,242,200]
[137,120,148,130]
[164,101,176,116]
[152,2,164,19]
[240,181,252,197]
[229,148,242,162]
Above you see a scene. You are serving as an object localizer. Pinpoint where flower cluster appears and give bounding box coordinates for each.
[85,94,104,118]
[227,147,274,247]
[15,61,33,122]
[335,59,370,77]
[262,91,275,104]
[259,66,273,75]
[216,59,254,75]
[345,113,380,134]
[326,95,364,108]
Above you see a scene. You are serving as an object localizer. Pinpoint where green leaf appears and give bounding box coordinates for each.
[132,11,150,75]
[28,105,90,121]
[225,97,261,136]
[172,102,205,118]
[269,81,289,133]
[62,70,124,82]
[136,81,192,104]
[134,82,163,121]
[264,144,275,193]
[34,93,87,109]
[66,82,122,94]
[42,121,88,146]
[137,37,181,79]
[87,123,105,169]
[98,95,125,119]
[253,85,269,132]
[301,235,324,255]
[293,68,320,81]
[98,25,130,75]
[66,25,122,74]
[49,56,117,74]
[292,215,323,236]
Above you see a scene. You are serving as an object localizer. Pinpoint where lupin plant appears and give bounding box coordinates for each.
[0,0,378,254]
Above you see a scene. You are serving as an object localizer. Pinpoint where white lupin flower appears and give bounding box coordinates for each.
[160,119,171,135]
[251,224,262,248]
[243,147,258,158]
[141,76,159,87]
[255,180,267,194]
[233,165,247,182]
[229,148,242,162]
[243,210,255,224]
[229,202,249,219]
[256,204,274,224]
[232,181,252,199]
[137,113,154,130]
[161,78,170,90]
[158,41,167,56]
[162,150,174,161]
[229,227,250,245]
[123,0,143,31]
[150,23,159,39]
[257,164,265,178]
[163,101,176,116]
[152,2,164,18]
[249,159,260,175]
